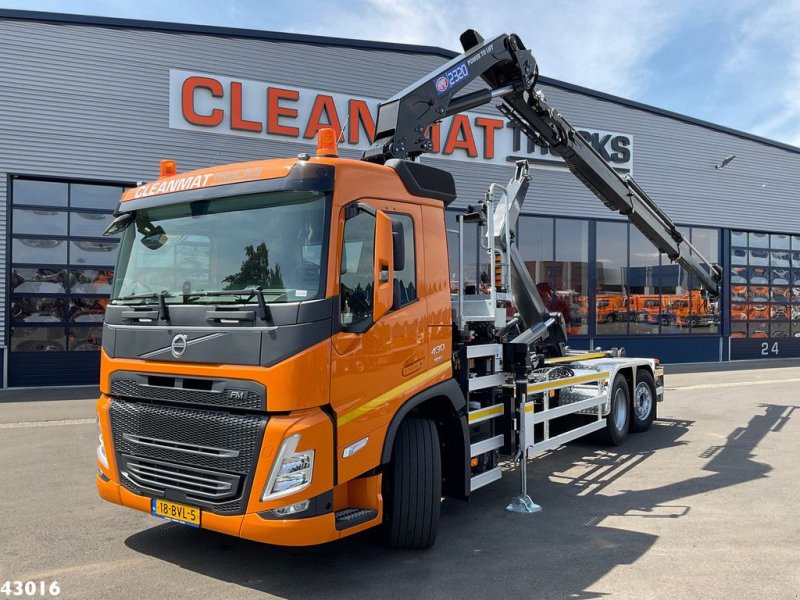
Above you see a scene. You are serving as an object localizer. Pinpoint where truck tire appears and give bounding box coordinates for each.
[385,418,441,549]
[631,369,657,433]
[597,374,630,446]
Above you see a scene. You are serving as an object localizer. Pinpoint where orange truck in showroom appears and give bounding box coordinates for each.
[96,30,722,548]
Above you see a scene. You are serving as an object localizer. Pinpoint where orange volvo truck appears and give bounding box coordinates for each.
[96,30,722,548]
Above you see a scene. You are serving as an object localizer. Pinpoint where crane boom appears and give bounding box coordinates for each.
[363,29,722,298]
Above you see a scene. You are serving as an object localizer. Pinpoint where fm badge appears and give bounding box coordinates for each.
[171,334,188,358]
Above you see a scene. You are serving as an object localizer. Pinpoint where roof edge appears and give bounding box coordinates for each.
[2,9,799,155]
[0,8,457,59]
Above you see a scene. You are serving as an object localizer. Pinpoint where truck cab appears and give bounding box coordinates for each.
[96,145,463,546]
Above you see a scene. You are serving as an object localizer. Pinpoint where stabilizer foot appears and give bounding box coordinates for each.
[506,494,542,514]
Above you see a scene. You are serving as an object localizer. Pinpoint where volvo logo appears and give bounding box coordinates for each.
[171,334,188,358]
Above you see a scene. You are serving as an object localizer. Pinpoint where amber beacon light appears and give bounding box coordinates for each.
[316,128,339,157]
[160,159,177,177]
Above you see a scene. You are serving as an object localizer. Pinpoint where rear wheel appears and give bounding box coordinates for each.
[597,374,630,446]
[631,369,657,432]
[385,418,441,549]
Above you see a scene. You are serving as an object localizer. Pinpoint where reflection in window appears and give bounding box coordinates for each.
[10,327,66,352]
[69,240,119,266]
[596,222,627,334]
[554,219,588,335]
[446,212,486,294]
[69,297,108,323]
[629,228,660,334]
[70,212,115,238]
[11,297,65,323]
[686,227,719,334]
[390,214,417,307]
[12,238,68,264]
[70,184,124,209]
[13,179,68,207]
[340,212,375,328]
[11,268,67,294]
[69,326,104,351]
[13,209,68,236]
[69,269,113,294]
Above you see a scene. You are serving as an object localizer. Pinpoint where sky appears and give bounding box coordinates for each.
[3,0,800,147]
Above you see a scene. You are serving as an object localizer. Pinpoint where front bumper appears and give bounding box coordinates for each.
[96,474,350,545]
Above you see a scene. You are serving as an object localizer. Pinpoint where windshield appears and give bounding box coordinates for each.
[111,190,329,304]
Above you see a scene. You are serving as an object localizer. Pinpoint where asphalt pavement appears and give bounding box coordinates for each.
[1,366,799,599]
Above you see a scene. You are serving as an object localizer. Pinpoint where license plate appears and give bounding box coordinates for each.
[151,498,201,528]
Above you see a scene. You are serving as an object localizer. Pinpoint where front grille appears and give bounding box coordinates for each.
[110,400,266,514]
[119,455,240,501]
[110,378,264,411]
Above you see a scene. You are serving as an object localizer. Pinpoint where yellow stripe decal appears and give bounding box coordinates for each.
[524,402,534,413]
[655,368,665,377]
[544,352,607,365]
[527,371,610,393]
[337,362,451,427]
[468,404,504,423]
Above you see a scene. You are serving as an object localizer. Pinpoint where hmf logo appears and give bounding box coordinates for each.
[169,69,634,172]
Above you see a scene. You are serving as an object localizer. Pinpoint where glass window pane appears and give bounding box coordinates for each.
[12,238,68,264]
[749,266,769,284]
[69,240,119,266]
[793,236,800,251]
[748,322,769,339]
[11,297,65,323]
[70,184,123,209]
[10,327,66,352]
[340,212,375,327]
[792,252,800,268]
[731,231,748,247]
[749,249,769,266]
[687,228,719,334]
[749,232,769,248]
[596,221,627,335]
[69,326,103,351]
[731,321,747,338]
[13,209,67,236]
[629,227,660,334]
[69,269,113,294]
[70,212,115,238]
[69,297,107,323]
[772,234,790,250]
[731,248,747,266]
[731,267,748,284]
[11,268,67,294]
[390,214,416,306]
[13,179,68,207]
[554,219,588,335]
[772,322,790,338]
[772,268,790,285]
[446,212,484,294]
[771,250,790,267]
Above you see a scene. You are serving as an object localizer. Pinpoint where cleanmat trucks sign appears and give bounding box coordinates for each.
[168,69,633,173]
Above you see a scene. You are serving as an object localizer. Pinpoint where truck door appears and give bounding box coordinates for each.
[330,200,427,483]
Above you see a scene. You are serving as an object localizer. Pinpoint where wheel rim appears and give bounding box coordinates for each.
[634,381,653,421]
[613,387,628,430]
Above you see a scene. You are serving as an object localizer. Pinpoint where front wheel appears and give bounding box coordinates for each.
[385,418,441,549]
[597,374,630,446]
[631,369,657,432]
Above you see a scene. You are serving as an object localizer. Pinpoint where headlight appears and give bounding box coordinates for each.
[97,420,109,469]
[261,434,314,501]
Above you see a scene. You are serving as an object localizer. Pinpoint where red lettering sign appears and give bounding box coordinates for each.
[230,82,262,132]
[443,115,478,157]
[267,87,300,137]
[304,95,342,139]
[182,76,224,127]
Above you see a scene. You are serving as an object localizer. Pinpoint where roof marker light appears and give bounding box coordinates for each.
[160,159,177,178]
[316,127,339,157]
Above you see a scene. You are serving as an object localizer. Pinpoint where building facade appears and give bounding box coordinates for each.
[2,10,800,386]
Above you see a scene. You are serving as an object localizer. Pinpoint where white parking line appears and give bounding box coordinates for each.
[0,418,95,429]
[668,377,800,391]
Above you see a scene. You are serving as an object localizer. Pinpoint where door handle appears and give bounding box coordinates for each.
[402,355,424,377]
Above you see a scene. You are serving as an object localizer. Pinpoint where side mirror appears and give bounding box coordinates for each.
[373,210,394,321]
[391,218,405,271]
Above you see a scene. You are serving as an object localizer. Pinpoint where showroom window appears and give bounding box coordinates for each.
[729,230,797,340]
[596,222,719,335]
[9,178,127,353]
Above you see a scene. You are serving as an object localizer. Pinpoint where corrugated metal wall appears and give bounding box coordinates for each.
[2,16,800,350]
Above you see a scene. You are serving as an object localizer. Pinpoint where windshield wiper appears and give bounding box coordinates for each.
[182,289,273,321]
[112,291,172,321]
